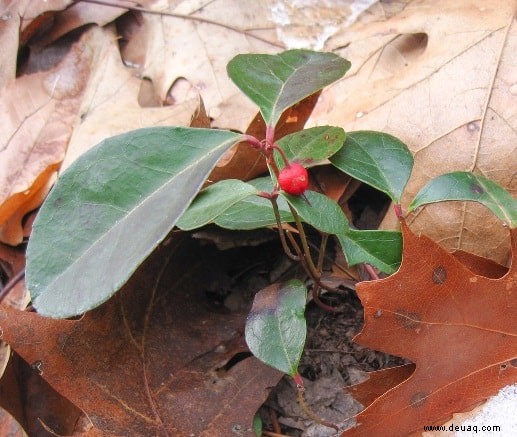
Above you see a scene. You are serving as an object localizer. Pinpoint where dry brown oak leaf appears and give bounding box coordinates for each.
[342,221,517,437]
[0,235,281,436]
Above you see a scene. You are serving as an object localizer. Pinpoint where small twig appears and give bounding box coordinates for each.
[269,408,282,434]
[80,0,285,48]
[0,269,25,304]
[296,383,339,431]
[288,205,320,279]
[311,284,340,313]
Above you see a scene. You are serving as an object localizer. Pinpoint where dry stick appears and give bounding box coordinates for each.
[269,408,282,434]
[0,269,25,304]
[80,0,285,49]
[296,385,339,431]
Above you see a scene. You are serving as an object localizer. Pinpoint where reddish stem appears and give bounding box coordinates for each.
[364,263,380,280]
[292,372,304,388]
[266,124,275,145]
[394,203,403,219]
[242,134,264,150]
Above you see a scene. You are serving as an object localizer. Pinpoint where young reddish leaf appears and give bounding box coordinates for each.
[342,222,517,436]
[227,50,350,127]
[409,171,517,227]
[2,237,282,436]
[245,280,307,376]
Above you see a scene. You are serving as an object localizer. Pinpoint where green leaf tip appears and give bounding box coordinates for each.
[227,49,351,127]
[409,171,517,227]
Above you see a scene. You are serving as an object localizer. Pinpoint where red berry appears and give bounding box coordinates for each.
[278,163,309,195]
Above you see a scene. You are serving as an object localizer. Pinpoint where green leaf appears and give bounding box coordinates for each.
[227,50,351,127]
[274,126,346,170]
[213,177,293,230]
[282,190,349,235]
[330,131,413,202]
[253,414,263,437]
[176,179,259,230]
[26,127,243,318]
[409,172,517,227]
[245,280,307,376]
[337,230,402,274]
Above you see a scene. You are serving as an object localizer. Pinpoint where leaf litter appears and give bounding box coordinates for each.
[1,0,516,435]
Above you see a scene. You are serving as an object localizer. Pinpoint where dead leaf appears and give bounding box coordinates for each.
[345,364,415,409]
[59,25,200,171]
[0,0,74,86]
[342,221,517,436]
[32,0,136,47]
[0,234,281,436]
[0,352,83,436]
[313,0,516,264]
[0,26,99,245]
[135,0,283,131]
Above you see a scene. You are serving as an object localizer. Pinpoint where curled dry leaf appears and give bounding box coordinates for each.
[0,235,281,436]
[0,26,98,245]
[315,0,516,264]
[342,221,517,436]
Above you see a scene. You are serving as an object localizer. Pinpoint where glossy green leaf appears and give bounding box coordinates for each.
[26,127,242,318]
[274,126,346,170]
[337,230,402,274]
[214,177,293,229]
[227,50,351,127]
[245,280,307,376]
[176,179,259,230]
[282,190,349,235]
[330,131,413,202]
[409,172,517,227]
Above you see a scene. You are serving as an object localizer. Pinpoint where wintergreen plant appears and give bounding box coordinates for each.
[26,50,517,400]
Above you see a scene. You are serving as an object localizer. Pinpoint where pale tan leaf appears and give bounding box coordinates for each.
[137,0,283,131]
[312,0,516,264]
[60,25,200,170]
[0,26,100,245]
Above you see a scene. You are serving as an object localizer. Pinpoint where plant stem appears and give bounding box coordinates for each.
[270,197,299,261]
[242,134,264,150]
[271,143,291,168]
[294,376,339,431]
[364,263,380,280]
[285,211,341,311]
[317,233,328,272]
[288,205,320,280]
